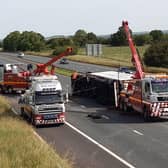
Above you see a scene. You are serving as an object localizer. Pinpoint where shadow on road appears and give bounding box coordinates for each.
[68,97,168,124]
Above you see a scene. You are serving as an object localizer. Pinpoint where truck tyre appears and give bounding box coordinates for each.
[123,103,128,112]
[20,107,24,117]
[119,101,124,111]
[7,86,13,94]
[31,114,37,128]
[143,108,151,122]
[0,86,3,93]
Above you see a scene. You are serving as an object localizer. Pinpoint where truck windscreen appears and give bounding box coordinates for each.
[151,80,168,93]
[35,91,63,105]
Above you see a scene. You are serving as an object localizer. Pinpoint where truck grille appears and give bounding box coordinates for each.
[158,97,168,101]
[38,107,62,114]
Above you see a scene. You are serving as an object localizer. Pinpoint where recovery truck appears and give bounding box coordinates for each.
[71,21,168,121]
[0,48,72,93]
[18,48,72,126]
[0,63,29,93]
[119,21,168,121]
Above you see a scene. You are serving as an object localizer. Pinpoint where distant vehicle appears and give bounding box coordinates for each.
[59,58,69,64]
[118,67,133,74]
[17,52,24,58]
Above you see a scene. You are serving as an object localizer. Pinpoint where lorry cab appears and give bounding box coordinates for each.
[19,75,66,126]
[127,77,168,120]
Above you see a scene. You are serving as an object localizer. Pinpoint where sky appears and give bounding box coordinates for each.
[0,0,167,39]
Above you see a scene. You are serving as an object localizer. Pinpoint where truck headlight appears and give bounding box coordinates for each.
[149,95,158,102]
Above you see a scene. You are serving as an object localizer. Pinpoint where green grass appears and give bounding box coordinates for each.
[56,67,75,77]
[25,45,168,73]
[70,45,147,66]
[0,96,73,168]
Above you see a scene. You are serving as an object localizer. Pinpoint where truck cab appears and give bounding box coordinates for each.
[127,77,168,120]
[19,75,66,126]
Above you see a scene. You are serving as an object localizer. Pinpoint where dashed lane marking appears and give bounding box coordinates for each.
[65,121,135,168]
[80,105,86,108]
[133,130,144,136]
[101,115,110,120]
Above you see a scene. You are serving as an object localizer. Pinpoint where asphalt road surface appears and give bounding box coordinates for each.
[2,52,168,168]
[0,52,116,72]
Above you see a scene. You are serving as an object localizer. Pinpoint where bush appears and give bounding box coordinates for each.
[143,41,168,67]
[52,46,78,56]
[52,47,67,55]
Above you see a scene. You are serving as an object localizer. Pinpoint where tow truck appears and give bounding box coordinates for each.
[0,63,29,93]
[71,21,168,121]
[18,48,72,126]
[119,21,168,121]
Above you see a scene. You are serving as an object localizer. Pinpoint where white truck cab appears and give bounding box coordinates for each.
[19,75,66,126]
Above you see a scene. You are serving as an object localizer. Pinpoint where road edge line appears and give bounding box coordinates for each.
[65,121,135,168]
[11,107,46,143]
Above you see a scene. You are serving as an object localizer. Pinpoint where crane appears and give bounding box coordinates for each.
[33,47,72,75]
[122,21,144,79]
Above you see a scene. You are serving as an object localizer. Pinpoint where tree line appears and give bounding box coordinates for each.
[2,26,168,68]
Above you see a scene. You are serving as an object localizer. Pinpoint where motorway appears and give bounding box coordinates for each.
[1,52,168,168]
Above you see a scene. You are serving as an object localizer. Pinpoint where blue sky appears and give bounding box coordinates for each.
[0,0,167,39]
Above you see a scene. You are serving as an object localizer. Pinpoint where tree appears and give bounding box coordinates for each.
[3,31,21,51]
[133,34,152,46]
[143,41,168,67]
[46,37,74,49]
[87,32,97,44]
[73,29,87,47]
[111,26,129,46]
[3,31,45,51]
[149,30,163,42]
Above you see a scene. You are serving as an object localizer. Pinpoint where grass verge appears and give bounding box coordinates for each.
[0,96,73,168]
[25,45,168,73]
[56,67,75,77]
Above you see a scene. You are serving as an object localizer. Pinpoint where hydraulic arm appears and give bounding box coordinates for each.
[122,21,144,79]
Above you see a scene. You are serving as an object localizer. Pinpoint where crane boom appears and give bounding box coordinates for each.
[33,47,72,75]
[122,21,144,79]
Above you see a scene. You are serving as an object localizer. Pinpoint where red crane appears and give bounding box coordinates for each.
[33,47,72,75]
[122,21,144,79]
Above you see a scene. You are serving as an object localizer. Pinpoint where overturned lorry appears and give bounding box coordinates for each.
[71,70,132,107]
[71,71,168,121]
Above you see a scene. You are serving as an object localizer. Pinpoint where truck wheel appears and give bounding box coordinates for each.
[119,101,124,111]
[7,86,13,94]
[20,107,24,117]
[31,114,37,127]
[123,103,128,112]
[143,109,151,122]
[0,86,3,93]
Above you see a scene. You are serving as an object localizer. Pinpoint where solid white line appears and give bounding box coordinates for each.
[133,130,144,136]
[101,115,110,120]
[11,107,47,145]
[65,121,135,168]
[33,131,46,143]
[12,108,19,115]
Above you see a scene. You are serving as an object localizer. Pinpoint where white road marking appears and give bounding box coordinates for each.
[33,131,46,143]
[133,130,144,136]
[80,105,86,108]
[65,121,135,168]
[11,107,134,167]
[101,115,110,120]
[12,108,19,115]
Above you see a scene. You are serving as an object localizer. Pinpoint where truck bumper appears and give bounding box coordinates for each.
[35,118,65,125]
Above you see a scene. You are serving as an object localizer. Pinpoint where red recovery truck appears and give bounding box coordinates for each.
[71,21,168,121]
[0,48,72,93]
[0,63,29,93]
[119,21,168,121]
